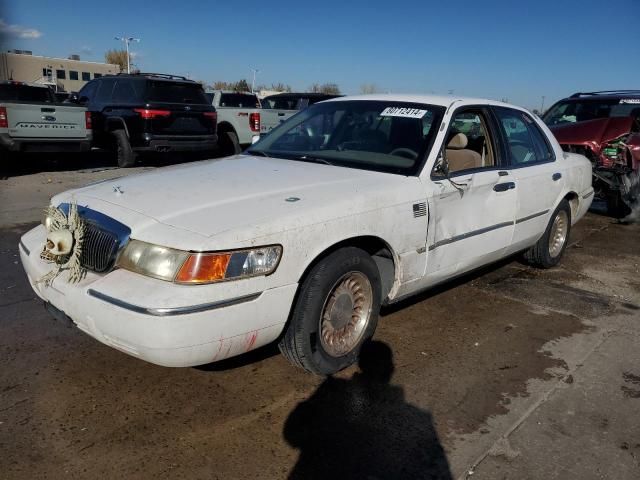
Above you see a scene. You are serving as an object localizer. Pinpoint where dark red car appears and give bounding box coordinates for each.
[543,90,640,216]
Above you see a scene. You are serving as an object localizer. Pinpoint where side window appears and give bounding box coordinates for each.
[78,81,97,102]
[443,110,496,174]
[524,115,555,162]
[95,78,116,103]
[112,80,138,103]
[495,108,554,165]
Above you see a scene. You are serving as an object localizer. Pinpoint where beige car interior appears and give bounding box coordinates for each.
[445,113,495,173]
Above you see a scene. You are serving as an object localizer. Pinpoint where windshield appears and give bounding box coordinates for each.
[543,99,640,126]
[248,100,445,175]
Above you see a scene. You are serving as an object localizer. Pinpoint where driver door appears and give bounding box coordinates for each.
[425,108,517,281]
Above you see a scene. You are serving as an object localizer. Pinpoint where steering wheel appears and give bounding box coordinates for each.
[389,147,418,160]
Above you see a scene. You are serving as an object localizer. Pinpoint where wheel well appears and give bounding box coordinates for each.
[564,191,579,220]
[217,121,235,135]
[299,236,397,303]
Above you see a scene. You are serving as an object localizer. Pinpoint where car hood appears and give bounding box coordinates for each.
[58,155,416,244]
[548,116,634,146]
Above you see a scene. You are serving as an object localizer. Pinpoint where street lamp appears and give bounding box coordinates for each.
[540,95,546,114]
[250,68,259,93]
[114,36,140,74]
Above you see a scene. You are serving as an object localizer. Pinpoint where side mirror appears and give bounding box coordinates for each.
[433,149,450,178]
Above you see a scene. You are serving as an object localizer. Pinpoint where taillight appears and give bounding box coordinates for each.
[0,107,8,128]
[249,112,260,132]
[85,111,92,130]
[203,111,217,124]
[134,108,171,119]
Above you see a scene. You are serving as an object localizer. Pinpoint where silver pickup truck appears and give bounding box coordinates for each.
[205,90,261,156]
[259,92,342,135]
[0,81,92,153]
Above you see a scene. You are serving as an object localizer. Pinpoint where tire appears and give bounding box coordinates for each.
[606,191,630,218]
[217,130,241,157]
[524,199,571,268]
[279,247,381,375]
[113,129,137,168]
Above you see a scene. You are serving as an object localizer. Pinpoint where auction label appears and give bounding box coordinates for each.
[380,107,427,118]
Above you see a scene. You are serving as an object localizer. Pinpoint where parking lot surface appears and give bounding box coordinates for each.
[1,156,639,479]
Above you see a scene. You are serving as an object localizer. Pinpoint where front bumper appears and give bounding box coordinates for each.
[0,133,91,153]
[19,225,297,367]
[134,134,218,153]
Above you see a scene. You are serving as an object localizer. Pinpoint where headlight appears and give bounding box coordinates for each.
[42,211,53,230]
[116,240,282,284]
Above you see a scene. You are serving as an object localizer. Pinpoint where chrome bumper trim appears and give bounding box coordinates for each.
[87,289,262,317]
[582,190,594,199]
[19,239,31,256]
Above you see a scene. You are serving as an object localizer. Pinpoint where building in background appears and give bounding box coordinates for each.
[0,50,120,92]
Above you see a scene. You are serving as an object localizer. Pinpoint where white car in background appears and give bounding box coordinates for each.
[19,94,593,374]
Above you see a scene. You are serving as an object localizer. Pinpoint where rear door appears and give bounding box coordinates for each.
[492,107,564,253]
[0,83,86,139]
[141,80,215,136]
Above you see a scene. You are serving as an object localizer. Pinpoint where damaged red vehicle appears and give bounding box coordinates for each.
[543,90,640,216]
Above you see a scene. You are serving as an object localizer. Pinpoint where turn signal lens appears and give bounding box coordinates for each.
[0,107,8,128]
[175,253,231,284]
[175,245,282,284]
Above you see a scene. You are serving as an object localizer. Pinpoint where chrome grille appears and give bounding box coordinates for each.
[80,223,120,273]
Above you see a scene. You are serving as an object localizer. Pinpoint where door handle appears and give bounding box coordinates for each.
[498,170,509,176]
[277,113,285,116]
[552,172,562,181]
[494,182,516,192]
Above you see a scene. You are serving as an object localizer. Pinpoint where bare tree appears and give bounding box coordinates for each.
[104,49,127,72]
[309,83,341,95]
[360,83,380,94]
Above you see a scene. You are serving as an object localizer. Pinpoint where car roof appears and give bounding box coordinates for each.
[566,90,640,100]
[324,93,520,110]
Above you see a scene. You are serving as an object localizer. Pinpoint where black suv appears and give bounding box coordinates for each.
[71,73,217,167]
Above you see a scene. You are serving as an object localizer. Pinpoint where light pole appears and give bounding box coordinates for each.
[114,36,140,74]
[540,95,546,114]
[250,68,259,93]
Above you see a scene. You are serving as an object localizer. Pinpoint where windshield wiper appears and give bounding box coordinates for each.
[246,150,271,157]
[297,155,334,166]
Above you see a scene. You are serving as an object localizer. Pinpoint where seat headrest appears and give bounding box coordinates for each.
[447,132,468,150]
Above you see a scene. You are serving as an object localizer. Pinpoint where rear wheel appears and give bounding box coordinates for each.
[113,129,137,168]
[217,130,241,157]
[279,247,381,375]
[524,200,571,268]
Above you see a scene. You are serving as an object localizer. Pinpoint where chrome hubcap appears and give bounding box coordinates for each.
[548,210,568,258]
[320,272,373,357]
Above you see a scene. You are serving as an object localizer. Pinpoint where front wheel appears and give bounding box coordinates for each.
[279,247,381,375]
[524,200,571,268]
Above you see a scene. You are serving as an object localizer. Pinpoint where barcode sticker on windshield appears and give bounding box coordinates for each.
[380,107,428,119]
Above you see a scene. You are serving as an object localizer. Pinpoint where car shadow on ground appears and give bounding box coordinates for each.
[283,340,453,480]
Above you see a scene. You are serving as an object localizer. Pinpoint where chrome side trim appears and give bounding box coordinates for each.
[429,221,513,251]
[582,190,594,199]
[19,239,31,256]
[87,289,262,317]
[515,209,549,224]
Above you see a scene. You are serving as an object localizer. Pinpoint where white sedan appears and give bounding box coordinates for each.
[19,94,594,374]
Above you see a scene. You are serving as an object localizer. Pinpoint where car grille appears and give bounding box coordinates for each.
[80,223,120,273]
